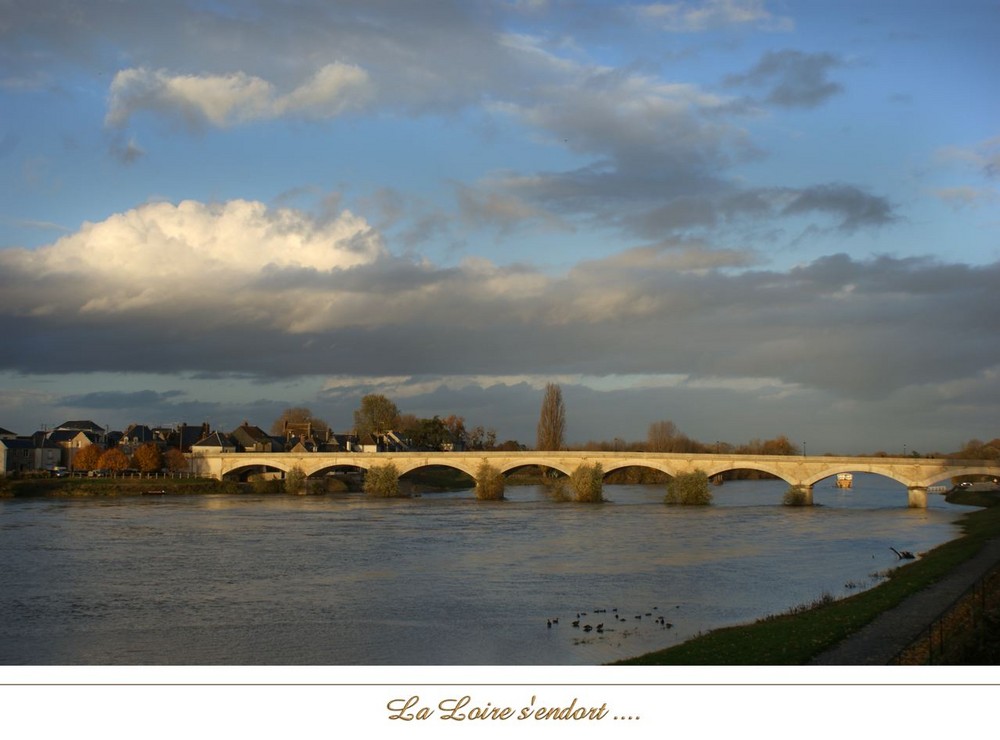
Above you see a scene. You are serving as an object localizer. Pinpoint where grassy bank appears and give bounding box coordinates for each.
[616,490,1000,665]
[1,476,243,497]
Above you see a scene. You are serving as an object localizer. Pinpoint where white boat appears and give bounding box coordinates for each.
[836,473,853,489]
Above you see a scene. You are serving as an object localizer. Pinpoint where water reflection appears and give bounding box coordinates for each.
[0,474,971,665]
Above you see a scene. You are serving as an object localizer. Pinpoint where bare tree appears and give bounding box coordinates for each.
[647,420,678,452]
[536,383,566,451]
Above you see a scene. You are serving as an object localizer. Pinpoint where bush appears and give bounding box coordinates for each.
[475,460,505,500]
[665,470,712,505]
[570,462,604,503]
[250,474,283,494]
[783,485,811,506]
[364,462,402,497]
[546,478,572,502]
[285,466,307,494]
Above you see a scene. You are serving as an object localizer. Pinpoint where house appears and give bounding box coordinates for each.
[121,424,155,448]
[53,420,107,445]
[191,431,238,454]
[46,428,103,468]
[331,433,360,453]
[1,438,33,476]
[0,436,61,476]
[231,423,284,452]
[0,426,16,440]
[358,431,410,453]
[154,423,211,453]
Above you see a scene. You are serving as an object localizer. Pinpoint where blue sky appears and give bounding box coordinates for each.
[1,0,998,453]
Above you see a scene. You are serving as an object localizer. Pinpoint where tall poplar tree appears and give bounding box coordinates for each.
[536,383,566,451]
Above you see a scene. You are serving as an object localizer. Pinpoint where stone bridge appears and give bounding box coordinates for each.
[187,451,1000,507]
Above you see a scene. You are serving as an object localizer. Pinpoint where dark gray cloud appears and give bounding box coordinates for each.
[58,389,186,409]
[725,49,843,108]
[778,184,895,231]
[3,218,998,404]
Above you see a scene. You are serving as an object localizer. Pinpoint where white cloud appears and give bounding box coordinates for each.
[637,0,794,32]
[105,63,374,129]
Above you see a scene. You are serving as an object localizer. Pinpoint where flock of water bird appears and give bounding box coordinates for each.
[547,605,680,638]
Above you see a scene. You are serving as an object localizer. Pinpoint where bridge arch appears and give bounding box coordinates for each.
[600,463,671,483]
[221,462,290,481]
[701,462,796,487]
[915,466,998,489]
[393,460,481,480]
[500,460,572,479]
[803,466,911,489]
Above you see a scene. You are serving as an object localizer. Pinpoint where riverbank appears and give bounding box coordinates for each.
[0,476,242,497]
[616,489,1000,665]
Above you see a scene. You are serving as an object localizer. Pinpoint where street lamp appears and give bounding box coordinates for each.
[802,442,807,458]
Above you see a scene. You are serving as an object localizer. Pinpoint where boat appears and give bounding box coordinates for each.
[836,473,853,489]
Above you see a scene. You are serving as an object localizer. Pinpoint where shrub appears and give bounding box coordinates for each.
[665,470,712,505]
[547,478,572,502]
[364,462,401,497]
[313,475,350,494]
[783,485,811,506]
[475,460,505,500]
[249,474,283,494]
[570,462,604,503]
[285,466,307,494]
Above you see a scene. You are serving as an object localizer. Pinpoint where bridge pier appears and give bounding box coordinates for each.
[907,486,928,509]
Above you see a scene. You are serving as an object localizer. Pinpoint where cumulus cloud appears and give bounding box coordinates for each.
[0,199,386,322]
[105,63,374,129]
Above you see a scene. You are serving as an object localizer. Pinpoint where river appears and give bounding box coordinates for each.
[0,473,972,665]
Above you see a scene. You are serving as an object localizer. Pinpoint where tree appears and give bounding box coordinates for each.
[647,420,678,452]
[270,407,329,436]
[475,459,505,501]
[353,394,400,439]
[132,442,163,474]
[442,415,467,446]
[536,383,565,451]
[164,448,188,474]
[467,425,497,451]
[400,416,443,450]
[761,435,800,456]
[98,447,130,473]
[72,444,104,471]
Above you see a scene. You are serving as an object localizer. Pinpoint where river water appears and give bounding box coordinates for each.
[0,474,972,665]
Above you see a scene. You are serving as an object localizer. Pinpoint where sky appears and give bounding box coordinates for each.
[1,0,998,454]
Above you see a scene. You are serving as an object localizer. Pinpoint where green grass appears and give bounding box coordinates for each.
[616,491,1000,665]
